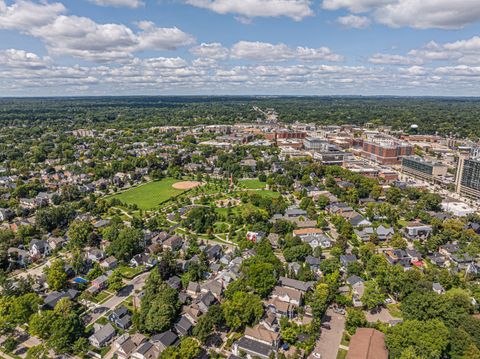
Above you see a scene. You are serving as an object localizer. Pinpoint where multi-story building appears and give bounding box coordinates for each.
[401,156,448,182]
[303,137,332,151]
[455,151,480,200]
[362,137,413,165]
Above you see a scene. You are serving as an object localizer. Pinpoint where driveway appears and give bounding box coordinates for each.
[85,271,149,326]
[365,307,395,324]
[309,308,346,359]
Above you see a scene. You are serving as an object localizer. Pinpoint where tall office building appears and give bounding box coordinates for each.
[455,149,480,200]
[362,138,413,165]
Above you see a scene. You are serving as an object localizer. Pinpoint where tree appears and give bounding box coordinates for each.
[108,270,124,292]
[243,261,277,298]
[137,271,179,333]
[67,220,94,249]
[46,259,68,291]
[386,319,449,359]
[222,291,263,330]
[361,281,386,311]
[161,337,201,359]
[26,345,49,359]
[386,187,402,205]
[107,227,143,261]
[345,308,367,335]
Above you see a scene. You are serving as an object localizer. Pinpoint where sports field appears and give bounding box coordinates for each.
[111,178,185,210]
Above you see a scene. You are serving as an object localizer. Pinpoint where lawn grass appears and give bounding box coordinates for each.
[117,264,146,279]
[387,303,403,318]
[337,348,348,359]
[341,332,351,347]
[239,179,267,189]
[248,189,281,198]
[109,178,184,210]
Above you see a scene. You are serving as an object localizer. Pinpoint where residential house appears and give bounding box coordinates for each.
[113,334,147,359]
[404,223,432,240]
[346,328,388,359]
[109,306,132,330]
[384,250,412,269]
[29,239,50,258]
[174,315,193,336]
[340,255,358,270]
[101,256,118,270]
[89,323,116,348]
[87,248,105,262]
[279,276,314,292]
[162,235,183,251]
[92,275,109,290]
[151,330,178,354]
[131,342,160,359]
[246,231,265,243]
[432,282,445,295]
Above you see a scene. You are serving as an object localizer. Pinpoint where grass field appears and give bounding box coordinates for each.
[248,190,281,198]
[239,179,266,189]
[110,178,184,210]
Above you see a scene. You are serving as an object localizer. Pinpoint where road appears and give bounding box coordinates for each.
[85,272,149,326]
[309,308,346,359]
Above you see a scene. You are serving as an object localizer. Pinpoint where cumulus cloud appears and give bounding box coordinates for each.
[230,41,344,62]
[89,0,144,8]
[0,48,51,69]
[184,0,314,21]
[368,53,422,65]
[190,42,230,60]
[322,0,480,29]
[0,1,194,62]
[337,15,371,28]
[0,0,65,30]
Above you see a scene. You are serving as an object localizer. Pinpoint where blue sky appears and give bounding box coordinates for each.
[1,0,480,96]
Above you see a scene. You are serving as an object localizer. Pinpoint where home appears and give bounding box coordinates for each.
[196,291,216,313]
[162,235,183,251]
[346,328,388,359]
[432,282,445,295]
[29,239,51,258]
[439,243,460,257]
[130,253,149,267]
[92,274,109,290]
[174,315,193,336]
[246,231,265,243]
[384,250,412,269]
[340,254,358,269]
[186,281,201,298]
[113,333,147,359]
[284,206,308,219]
[131,341,160,359]
[404,223,432,240]
[376,225,394,240]
[151,330,178,354]
[293,228,323,238]
[279,276,314,292]
[167,276,182,290]
[108,305,132,330]
[47,236,65,251]
[245,324,280,349]
[233,335,275,359]
[87,248,105,262]
[271,286,302,306]
[101,256,118,270]
[7,247,31,267]
[89,323,116,348]
[346,275,365,307]
[43,290,79,309]
[305,255,321,271]
[205,244,222,261]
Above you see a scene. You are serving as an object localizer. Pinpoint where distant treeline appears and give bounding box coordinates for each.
[0,96,480,138]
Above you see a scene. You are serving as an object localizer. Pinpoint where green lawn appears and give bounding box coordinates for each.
[337,349,348,359]
[110,178,185,210]
[387,303,403,318]
[239,179,267,189]
[118,264,146,279]
[248,189,281,198]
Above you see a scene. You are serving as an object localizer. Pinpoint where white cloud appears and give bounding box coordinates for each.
[0,0,65,30]
[190,42,230,60]
[184,0,314,21]
[322,0,394,13]
[0,48,50,68]
[408,37,480,65]
[323,0,480,29]
[231,41,344,62]
[368,53,422,65]
[337,15,371,28]
[89,0,144,8]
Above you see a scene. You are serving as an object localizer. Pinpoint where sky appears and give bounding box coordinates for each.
[1,0,480,96]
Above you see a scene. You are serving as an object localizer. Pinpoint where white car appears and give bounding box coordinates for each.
[312,353,322,358]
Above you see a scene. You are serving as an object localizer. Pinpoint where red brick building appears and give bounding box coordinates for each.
[362,138,413,165]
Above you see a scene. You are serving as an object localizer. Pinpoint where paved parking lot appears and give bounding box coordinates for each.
[309,308,346,359]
